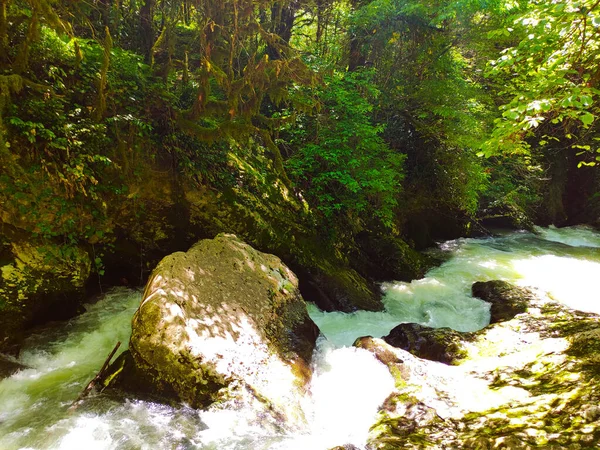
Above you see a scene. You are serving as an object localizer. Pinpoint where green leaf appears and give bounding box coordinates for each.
[503,110,520,120]
[581,113,595,126]
[580,95,593,107]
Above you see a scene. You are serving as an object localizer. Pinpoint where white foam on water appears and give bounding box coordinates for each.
[513,255,600,314]
[0,288,141,450]
[303,340,395,449]
[535,225,600,248]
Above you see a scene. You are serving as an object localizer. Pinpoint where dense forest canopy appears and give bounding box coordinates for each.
[1,0,599,282]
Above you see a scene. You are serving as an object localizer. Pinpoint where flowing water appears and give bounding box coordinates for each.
[1,226,599,449]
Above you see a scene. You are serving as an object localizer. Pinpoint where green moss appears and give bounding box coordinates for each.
[0,238,91,351]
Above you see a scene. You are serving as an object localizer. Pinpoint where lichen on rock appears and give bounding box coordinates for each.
[109,234,319,429]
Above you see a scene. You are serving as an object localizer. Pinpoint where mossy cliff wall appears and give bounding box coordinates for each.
[0,232,90,352]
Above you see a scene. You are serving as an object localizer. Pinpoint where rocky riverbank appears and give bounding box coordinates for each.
[359,281,600,449]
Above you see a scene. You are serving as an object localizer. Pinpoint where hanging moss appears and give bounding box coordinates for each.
[94,27,112,122]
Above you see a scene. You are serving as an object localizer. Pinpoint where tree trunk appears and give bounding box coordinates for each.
[266,0,297,60]
[348,0,367,71]
[0,0,8,63]
[140,0,155,63]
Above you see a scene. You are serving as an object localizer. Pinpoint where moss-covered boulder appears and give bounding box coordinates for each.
[352,232,432,282]
[296,262,382,312]
[478,201,535,231]
[0,238,91,352]
[382,323,469,365]
[472,280,531,323]
[113,234,319,427]
[364,281,600,449]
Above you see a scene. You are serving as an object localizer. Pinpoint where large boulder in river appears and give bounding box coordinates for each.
[118,234,319,426]
[472,280,531,323]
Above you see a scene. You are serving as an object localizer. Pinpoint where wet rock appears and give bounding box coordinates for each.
[352,232,432,282]
[354,336,404,367]
[472,280,531,323]
[478,201,535,231]
[366,283,600,449]
[383,323,469,365]
[298,263,383,313]
[110,234,319,428]
[0,354,28,379]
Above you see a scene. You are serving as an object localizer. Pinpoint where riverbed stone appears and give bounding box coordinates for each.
[361,281,600,449]
[297,262,382,312]
[117,234,319,427]
[382,323,469,365]
[472,279,531,323]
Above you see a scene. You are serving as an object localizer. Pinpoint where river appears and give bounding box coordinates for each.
[1,225,599,449]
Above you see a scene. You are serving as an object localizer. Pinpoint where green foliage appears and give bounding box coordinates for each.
[436,146,490,217]
[479,154,543,218]
[483,0,600,164]
[286,70,405,229]
[0,0,320,258]
[342,0,505,224]
[350,0,501,150]
[0,30,132,249]
[2,0,597,282]
[165,133,235,188]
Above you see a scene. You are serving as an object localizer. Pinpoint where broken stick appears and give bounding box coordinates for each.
[69,341,121,411]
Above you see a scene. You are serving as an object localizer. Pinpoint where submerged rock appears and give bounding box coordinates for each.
[363,280,600,449]
[110,234,319,427]
[472,280,531,323]
[382,323,469,365]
